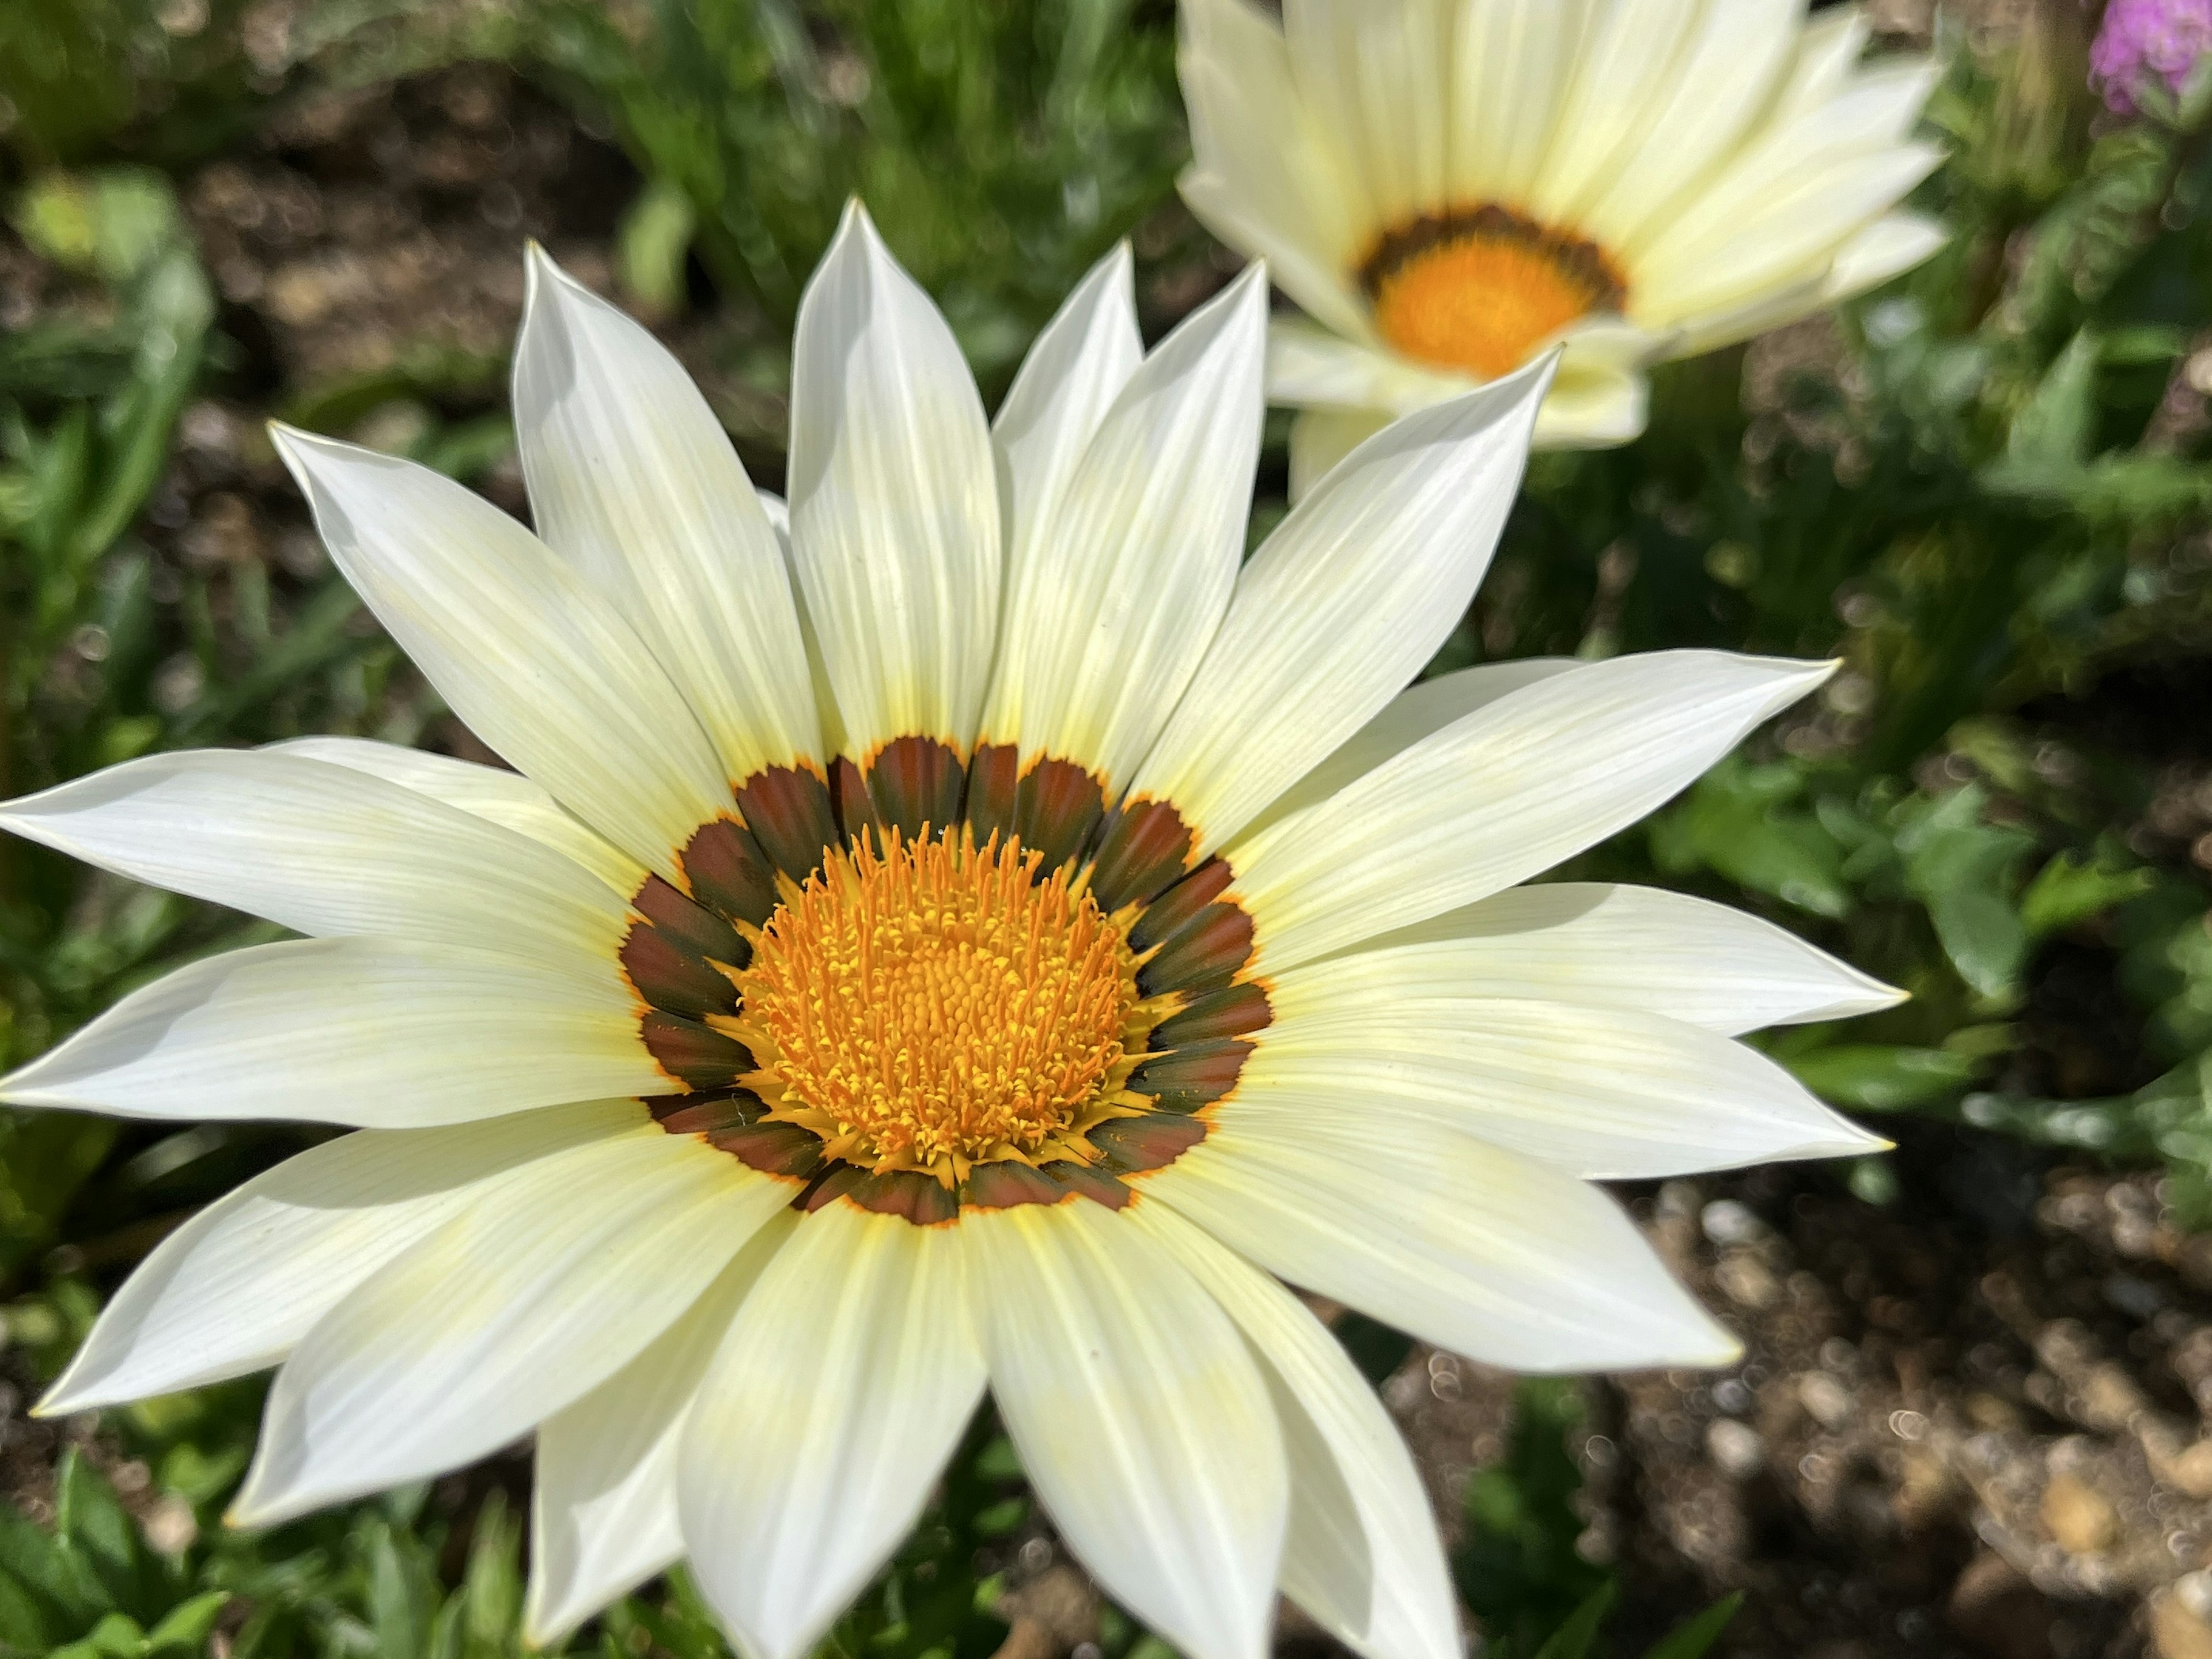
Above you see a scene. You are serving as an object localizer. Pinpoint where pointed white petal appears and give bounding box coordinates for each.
[270,426,728,884]
[1448,0,1603,206]
[994,242,1143,590]
[37,1101,644,1416]
[681,1204,984,1659]
[1266,321,1468,423]
[1132,1203,1459,1659]
[1245,990,1885,1179]
[1823,210,1948,302]
[1536,351,1650,449]
[1126,360,1551,856]
[527,1221,790,1646]
[263,736,645,895]
[1178,0,1370,340]
[1774,5,1873,119]
[1145,1113,1738,1371]
[786,202,998,755]
[230,1129,789,1528]
[1236,660,1578,845]
[513,249,820,782]
[1574,0,1804,251]
[1287,407,1392,505]
[0,749,633,960]
[1524,0,1705,222]
[1281,0,1451,226]
[965,1201,1286,1659]
[1230,650,1833,973]
[1632,144,1945,327]
[983,266,1267,787]
[1315,881,1904,1035]
[0,937,662,1127]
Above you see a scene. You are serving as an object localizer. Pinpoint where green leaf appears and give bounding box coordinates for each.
[1787,1044,1983,1111]
[1643,1593,1745,1659]
[1530,1583,1618,1659]
[2019,850,2154,940]
[142,1591,229,1654]
[1894,786,2036,1001]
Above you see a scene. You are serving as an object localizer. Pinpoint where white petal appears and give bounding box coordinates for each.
[1244,991,1885,1178]
[513,248,821,782]
[271,427,730,884]
[1236,660,1578,844]
[965,1201,1286,1659]
[1281,0,1451,226]
[681,1204,985,1659]
[982,266,1267,787]
[786,201,999,755]
[1310,880,1904,1035]
[1448,0,1603,206]
[1145,1113,1738,1371]
[1573,0,1804,252]
[1132,1202,1458,1659]
[1287,407,1391,505]
[1178,0,1371,340]
[37,1100,645,1415]
[1230,650,1832,972]
[1126,358,1551,857]
[264,736,645,895]
[527,1221,790,1646]
[994,242,1143,585]
[1631,145,1945,327]
[230,1129,789,1527]
[1266,321,1469,419]
[1822,210,1948,301]
[0,748,632,961]
[1524,0,1707,224]
[1535,350,1651,449]
[1774,5,1872,118]
[0,937,663,1127]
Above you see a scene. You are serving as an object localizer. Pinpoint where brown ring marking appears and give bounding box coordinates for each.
[1357,202,1628,310]
[681,817,779,927]
[864,736,968,844]
[1125,1038,1254,1114]
[1085,798,1197,913]
[733,764,841,887]
[964,744,1021,848]
[639,1010,754,1092]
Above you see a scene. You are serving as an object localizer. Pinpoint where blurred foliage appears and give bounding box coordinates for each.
[1456,1381,1741,1659]
[3,0,2212,1656]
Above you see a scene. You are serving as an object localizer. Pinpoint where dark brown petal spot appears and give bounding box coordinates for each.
[711,1120,829,1181]
[964,743,1021,847]
[1089,1111,1209,1175]
[1150,981,1272,1048]
[640,1010,753,1092]
[1130,858,1234,953]
[1126,1037,1253,1113]
[650,1093,753,1135]
[621,919,740,1020]
[1016,758,1107,874]
[734,766,841,884]
[1040,1160,1132,1209]
[1137,902,1256,999]
[813,1166,960,1225]
[1086,798,1196,913]
[681,817,778,927]
[865,736,967,844]
[960,1160,1069,1210]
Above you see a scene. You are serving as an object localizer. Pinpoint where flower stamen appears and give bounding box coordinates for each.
[716,827,1155,1187]
[1362,203,1626,381]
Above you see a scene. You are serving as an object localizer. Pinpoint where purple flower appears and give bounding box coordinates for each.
[2090,0,2212,112]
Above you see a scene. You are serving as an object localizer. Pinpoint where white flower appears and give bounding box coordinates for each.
[1179,0,1948,491]
[1,205,1893,1659]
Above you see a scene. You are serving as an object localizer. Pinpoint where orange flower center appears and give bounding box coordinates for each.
[1363,204,1627,381]
[721,827,1150,1183]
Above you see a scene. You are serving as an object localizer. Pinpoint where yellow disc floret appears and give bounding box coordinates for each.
[718,827,1152,1185]
[1364,204,1627,382]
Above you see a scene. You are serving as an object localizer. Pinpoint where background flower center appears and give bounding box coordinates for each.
[725,827,1142,1178]
[1362,204,1627,380]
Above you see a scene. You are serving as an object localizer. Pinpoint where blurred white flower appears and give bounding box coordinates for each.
[1179,0,1946,491]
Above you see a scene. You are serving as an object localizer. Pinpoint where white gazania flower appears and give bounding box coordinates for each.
[1,204,1895,1659]
[1179,0,1948,491]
